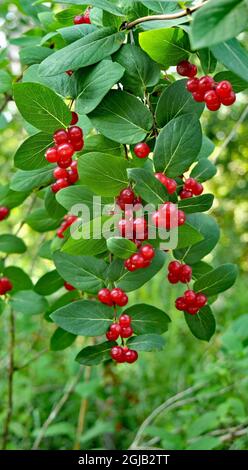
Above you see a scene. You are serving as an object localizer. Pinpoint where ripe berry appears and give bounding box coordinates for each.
[68,126,83,142]
[220,91,236,106]
[184,178,197,192]
[110,346,125,362]
[70,160,78,172]
[175,297,187,311]
[155,173,177,194]
[133,217,148,239]
[139,244,155,261]
[0,277,13,295]
[118,219,133,238]
[198,76,215,94]
[130,253,145,269]
[180,189,193,199]
[134,142,150,159]
[64,281,75,291]
[168,260,181,275]
[195,293,208,308]
[110,288,128,307]
[184,290,197,305]
[204,90,221,111]
[215,80,233,99]
[73,14,91,24]
[177,60,197,77]
[107,323,121,341]
[45,147,58,163]
[58,156,72,169]
[53,167,68,180]
[71,112,79,125]
[67,170,78,184]
[53,129,69,145]
[168,272,179,284]
[187,306,199,315]
[57,143,74,160]
[98,288,113,306]
[120,326,133,338]
[179,265,192,283]
[188,64,197,78]
[186,78,199,92]
[66,70,73,76]
[192,91,205,102]
[124,259,137,271]
[119,188,135,205]
[72,140,84,151]
[178,210,186,226]
[0,207,10,221]
[125,349,138,364]
[119,314,131,328]
[51,178,69,193]
[193,182,204,196]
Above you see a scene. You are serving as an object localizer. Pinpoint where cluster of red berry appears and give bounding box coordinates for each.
[57,214,77,239]
[116,188,141,211]
[0,277,13,295]
[175,290,208,315]
[106,314,133,341]
[124,243,155,272]
[177,60,236,111]
[155,173,177,195]
[98,287,128,307]
[152,202,186,229]
[73,9,91,25]
[45,113,82,194]
[0,207,10,221]
[179,177,203,200]
[167,261,192,284]
[111,345,138,364]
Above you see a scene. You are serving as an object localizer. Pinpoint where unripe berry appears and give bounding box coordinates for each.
[0,206,10,221]
[45,146,58,163]
[53,129,69,145]
[134,142,150,159]
[98,288,113,306]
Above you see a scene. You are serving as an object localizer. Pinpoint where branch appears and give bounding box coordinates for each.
[2,309,15,450]
[124,1,208,30]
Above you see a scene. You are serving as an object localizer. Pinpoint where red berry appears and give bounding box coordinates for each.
[73,14,87,24]
[139,244,155,261]
[124,258,137,272]
[119,314,131,328]
[165,177,177,194]
[184,290,196,305]
[51,178,69,193]
[180,189,193,199]
[98,288,113,306]
[220,91,236,106]
[184,178,197,192]
[186,78,199,92]
[177,60,194,77]
[155,172,167,186]
[53,167,68,180]
[64,281,75,291]
[179,265,192,283]
[68,126,83,142]
[58,156,72,169]
[168,260,181,275]
[134,142,150,159]
[198,76,215,94]
[53,129,69,145]
[109,323,121,339]
[119,188,135,205]
[67,170,78,184]
[57,143,74,160]
[133,217,148,239]
[204,90,221,111]
[195,293,208,308]
[0,207,10,221]
[188,64,197,78]
[110,346,125,362]
[192,91,205,102]
[0,277,13,295]
[66,70,73,76]
[70,112,79,125]
[120,326,133,338]
[186,306,199,315]
[125,349,138,364]
[106,330,117,341]
[178,210,186,226]
[118,219,133,238]
[129,253,145,269]
[168,272,179,284]
[111,288,128,307]
[215,80,233,99]
[175,297,187,311]
[193,182,204,196]
[45,146,58,163]
[70,160,78,172]
[72,139,84,152]
[57,228,64,239]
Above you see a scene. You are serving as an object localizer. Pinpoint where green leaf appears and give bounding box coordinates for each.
[78,152,129,196]
[14,132,53,170]
[0,234,26,254]
[55,6,84,25]
[20,46,53,65]
[58,24,97,44]
[56,185,112,216]
[190,0,248,49]
[14,82,71,133]
[194,263,238,296]
[214,70,248,93]
[127,168,168,204]
[178,194,214,214]
[0,187,29,209]
[0,70,12,93]
[10,166,55,192]
[190,160,217,183]
[50,327,76,351]
[176,223,204,249]
[187,412,219,438]
[10,290,48,315]
[123,304,171,335]
[114,44,160,97]
[174,214,220,265]
[26,208,61,232]
[83,134,122,156]
[184,305,216,342]
[153,114,202,177]
[76,60,124,114]
[197,136,215,160]
[117,251,166,292]
[50,300,113,336]
[211,38,248,82]
[139,28,190,68]
[45,189,66,219]
[187,436,220,450]
[3,266,33,293]
[192,261,214,279]
[107,237,137,259]
[88,90,153,144]
[198,49,217,75]
[53,0,124,16]
[35,270,64,295]
[155,79,204,127]
[54,251,107,294]
[39,28,125,76]
[127,334,165,351]
[76,341,116,366]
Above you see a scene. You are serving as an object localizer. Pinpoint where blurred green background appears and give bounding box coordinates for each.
[1,1,248,451]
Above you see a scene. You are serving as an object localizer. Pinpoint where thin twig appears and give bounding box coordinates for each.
[124,1,208,30]
[32,367,83,450]
[2,309,15,450]
[73,366,91,450]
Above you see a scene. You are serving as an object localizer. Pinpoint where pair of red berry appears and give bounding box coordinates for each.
[106,314,133,341]
[152,202,186,229]
[73,9,91,25]
[0,207,10,221]
[57,214,78,239]
[133,142,151,159]
[168,261,192,284]
[52,160,79,193]
[179,177,203,200]
[116,188,141,211]
[124,243,155,272]
[155,173,177,195]
[98,287,128,307]
[118,217,148,241]
[175,289,208,315]
[0,277,13,295]
[111,345,138,364]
